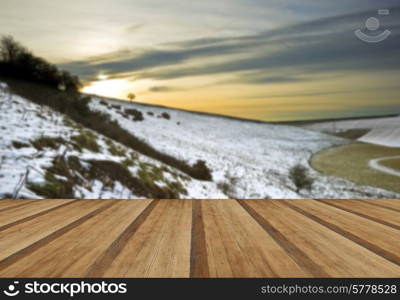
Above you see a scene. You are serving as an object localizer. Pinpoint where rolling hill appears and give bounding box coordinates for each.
[301,115,400,147]
[0,81,398,199]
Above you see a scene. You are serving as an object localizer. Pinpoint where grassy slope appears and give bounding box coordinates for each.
[2,77,212,181]
[381,158,400,171]
[311,143,400,193]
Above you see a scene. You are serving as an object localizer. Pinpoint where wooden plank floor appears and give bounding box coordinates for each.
[0,199,399,278]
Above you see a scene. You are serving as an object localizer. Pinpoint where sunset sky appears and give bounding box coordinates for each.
[1,0,399,121]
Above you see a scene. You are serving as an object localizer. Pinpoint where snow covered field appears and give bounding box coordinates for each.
[302,115,400,147]
[0,82,222,199]
[87,96,400,198]
[1,80,399,199]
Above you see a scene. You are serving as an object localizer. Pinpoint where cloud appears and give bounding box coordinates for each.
[236,84,400,100]
[60,5,400,84]
[149,86,180,92]
[125,24,145,33]
[221,72,309,85]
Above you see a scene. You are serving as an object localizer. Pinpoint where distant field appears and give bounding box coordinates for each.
[301,114,400,148]
[311,143,400,193]
[381,158,400,171]
[333,129,369,140]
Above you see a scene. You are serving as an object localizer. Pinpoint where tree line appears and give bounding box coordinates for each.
[0,35,81,92]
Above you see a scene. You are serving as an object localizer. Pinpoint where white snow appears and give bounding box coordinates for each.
[0,82,221,199]
[369,156,400,177]
[1,79,398,199]
[302,115,400,147]
[359,127,400,148]
[87,96,400,198]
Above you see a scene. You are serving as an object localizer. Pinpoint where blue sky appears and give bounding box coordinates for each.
[1,0,399,121]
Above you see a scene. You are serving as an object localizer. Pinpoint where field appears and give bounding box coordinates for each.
[381,158,400,171]
[301,115,400,147]
[311,143,400,193]
[2,80,399,199]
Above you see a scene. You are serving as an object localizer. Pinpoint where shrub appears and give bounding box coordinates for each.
[160,112,170,120]
[125,108,144,121]
[217,175,239,198]
[88,160,184,198]
[31,136,66,151]
[289,164,314,193]
[147,111,154,116]
[217,182,233,197]
[106,140,126,156]
[122,157,135,168]
[27,177,74,198]
[191,160,212,181]
[71,95,91,115]
[12,141,30,149]
[71,130,100,153]
[27,156,76,198]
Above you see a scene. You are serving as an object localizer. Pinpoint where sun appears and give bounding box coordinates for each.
[82,79,132,99]
[97,74,109,80]
[82,78,157,100]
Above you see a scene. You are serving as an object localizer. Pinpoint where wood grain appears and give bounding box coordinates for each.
[320,199,400,230]
[285,200,400,267]
[0,199,75,231]
[0,199,399,278]
[86,199,158,277]
[102,200,193,278]
[190,200,209,277]
[359,199,400,213]
[0,200,152,277]
[201,200,308,277]
[0,200,38,212]
[0,200,111,262]
[238,200,328,277]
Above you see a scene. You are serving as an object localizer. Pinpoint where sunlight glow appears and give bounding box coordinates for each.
[82,79,132,99]
[82,78,156,100]
[97,74,109,80]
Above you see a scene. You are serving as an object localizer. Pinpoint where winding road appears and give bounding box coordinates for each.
[369,156,400,177]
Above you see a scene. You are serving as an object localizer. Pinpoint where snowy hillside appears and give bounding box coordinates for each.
[0,82,223,199]
[302,116,400,147]
[87,96,399,199]
[1,80,399,199]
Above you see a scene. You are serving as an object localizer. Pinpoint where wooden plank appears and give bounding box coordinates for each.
[321,200,400,229]
[285,200,400,269]
[0,199,399,278]
[239,200,329,277]
[0,200,152,277]
[201,200,308,277]
[0,200,38,212]
[190,200,209,278]
[361,199,400,212]
[102,200,192,278]
[245,200,400,277]
[0,200,113,262]
[86,200,159,277]
[0,199,75,230]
